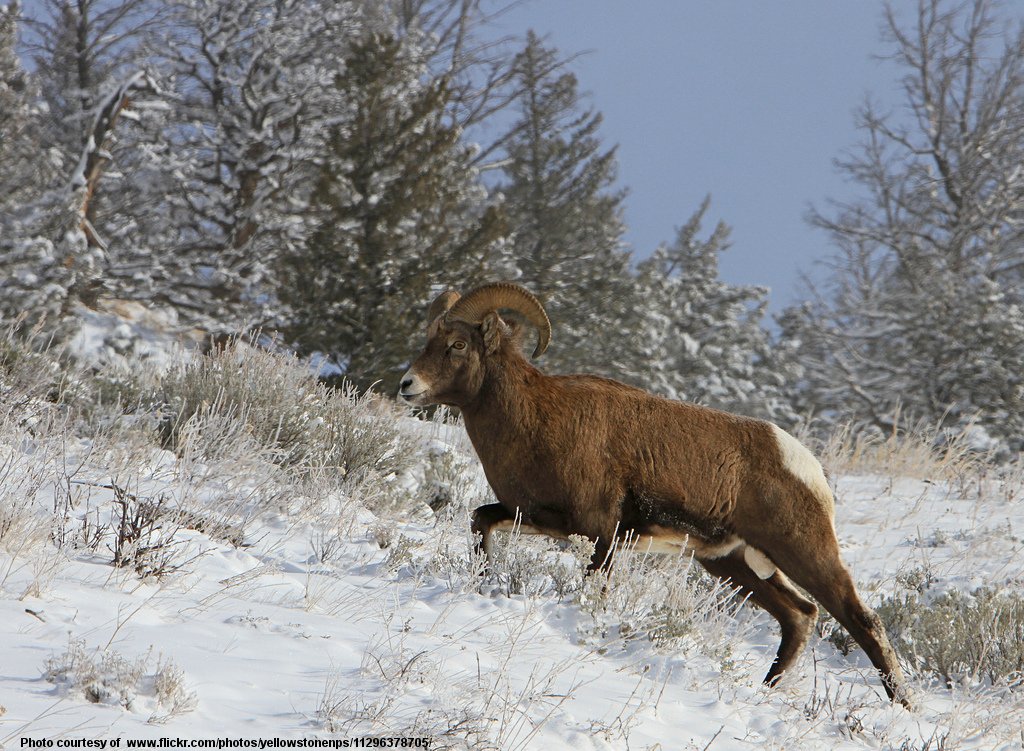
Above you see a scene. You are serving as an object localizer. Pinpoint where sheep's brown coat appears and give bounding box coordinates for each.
[400,284,911,707]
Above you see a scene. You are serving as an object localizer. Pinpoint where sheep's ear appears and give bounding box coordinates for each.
[504,318,526,350]
[480,311,504,355]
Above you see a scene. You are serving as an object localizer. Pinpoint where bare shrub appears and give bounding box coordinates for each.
[0,326,68,410]
[1,325,159,439]
[577,537,749,664]
[158,343,423,510]
[890,732,953,751]
[410,511,488,594]
[86,360,162,415]
[418,443,476,514]
[817,610,858,658]
[43,638,196,721]
[44,637,147,708]
[172,404,292,511]
[369,523,418,573]
[483,521,572,599]
[149,657,200,723]
[877,586,1024,689]
[481,523,749,665]
[159,344,324,464]
[71,365,166,445]
[108,483,206,580]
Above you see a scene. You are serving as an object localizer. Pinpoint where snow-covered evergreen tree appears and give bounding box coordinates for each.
[497,31,633,377]
[790,0,1024,450]
[0,0,169,338]
[276,29,507,391]
[1,3,88,328]
[629,200,795,421]
[22,0,159,163]
[134,0,357,329]
[0,1,69,329]
[0,1,40,209]
[21,0,163,238]
[1,64,159,332]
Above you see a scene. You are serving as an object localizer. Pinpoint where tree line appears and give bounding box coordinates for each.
[1,0,1021,454]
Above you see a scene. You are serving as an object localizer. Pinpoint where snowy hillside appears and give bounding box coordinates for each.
[1,344,1023,750]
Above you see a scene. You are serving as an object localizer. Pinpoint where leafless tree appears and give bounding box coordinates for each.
[792,0,1024,448]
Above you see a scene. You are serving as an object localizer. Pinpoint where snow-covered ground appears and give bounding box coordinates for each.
[1,360,1022,750]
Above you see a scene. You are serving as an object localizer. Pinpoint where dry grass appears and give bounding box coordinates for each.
[799,410,988,490]
[158,342,424,514]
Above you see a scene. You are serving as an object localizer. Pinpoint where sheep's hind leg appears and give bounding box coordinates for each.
[698,548,818,685]
[759,519,913,708]
[789,555,912,708]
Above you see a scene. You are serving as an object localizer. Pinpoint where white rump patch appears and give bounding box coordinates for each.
[743,544,777,580]
[770,423,834,517]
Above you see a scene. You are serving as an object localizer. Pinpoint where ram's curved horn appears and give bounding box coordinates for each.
[426,290,461,327]
[446,282,551,358]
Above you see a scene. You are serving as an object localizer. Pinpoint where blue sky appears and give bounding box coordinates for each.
[490,1,905,315]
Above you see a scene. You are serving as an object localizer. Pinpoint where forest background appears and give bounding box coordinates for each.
[1,0,1022,455]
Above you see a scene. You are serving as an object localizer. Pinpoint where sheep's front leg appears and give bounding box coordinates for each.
[470,503,555,570]
[471,503,515,562]
[587,538,614,574]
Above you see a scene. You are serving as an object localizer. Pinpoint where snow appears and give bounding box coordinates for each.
[1,411,1023,749]
[67,300,200,369]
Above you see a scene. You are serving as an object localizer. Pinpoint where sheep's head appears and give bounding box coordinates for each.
[399,283,551,407]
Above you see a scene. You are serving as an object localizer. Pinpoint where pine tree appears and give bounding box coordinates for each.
[0,2,85,329]
[276,30,507,392]
[0,1,39,209]
[133,0,354,329]
[792,0,1024,450]
[0,1,59,328]
[630,200,795,421]
[0,64,159,331]
[0,0,168,337]
[497,31,633,377]
[21,0,162,232]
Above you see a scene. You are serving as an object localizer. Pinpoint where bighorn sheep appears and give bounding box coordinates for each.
[399,282,910,706]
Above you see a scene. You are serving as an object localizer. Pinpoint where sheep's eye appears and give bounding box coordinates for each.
[450,340,467,351]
